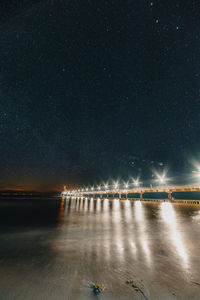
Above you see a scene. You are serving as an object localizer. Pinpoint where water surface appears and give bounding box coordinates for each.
[0,196,200,299]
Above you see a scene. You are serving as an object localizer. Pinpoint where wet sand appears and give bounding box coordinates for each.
[0,197,200,299]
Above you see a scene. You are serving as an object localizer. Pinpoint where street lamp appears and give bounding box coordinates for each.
[114,182,119,189]
[157,174,166,184]
[125,183,129,189]
[133,179,139,186]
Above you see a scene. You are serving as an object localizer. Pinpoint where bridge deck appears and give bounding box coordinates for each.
[63,184,200,197]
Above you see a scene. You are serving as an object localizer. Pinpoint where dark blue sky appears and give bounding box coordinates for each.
[0,0,200,191]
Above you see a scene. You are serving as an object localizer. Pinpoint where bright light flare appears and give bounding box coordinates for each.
[157,174,166,184]
[133,178,139,186]
[114,182,119,189]
[192,170,200,177]
[190,158,200,179]
[154,170,168,184]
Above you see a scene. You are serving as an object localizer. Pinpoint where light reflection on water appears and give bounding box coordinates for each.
[55,197,200,279]
[1,197,200,299]
[113,199,124,261]
[134,201,151,265]
[160,202,189,269]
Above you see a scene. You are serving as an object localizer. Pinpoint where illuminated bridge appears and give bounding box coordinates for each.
[62,184,200,200]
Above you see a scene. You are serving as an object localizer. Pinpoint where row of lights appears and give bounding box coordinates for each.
[70,174,167,193]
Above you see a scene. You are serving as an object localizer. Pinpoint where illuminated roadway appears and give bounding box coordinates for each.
[62,183,200,200]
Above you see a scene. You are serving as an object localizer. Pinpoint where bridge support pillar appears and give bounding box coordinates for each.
[119,194,122,199]
[168,192,172,200]
[140,193,143,200]
[126,194,128,199]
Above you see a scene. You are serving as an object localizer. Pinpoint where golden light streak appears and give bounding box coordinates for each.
[160,202,189,268]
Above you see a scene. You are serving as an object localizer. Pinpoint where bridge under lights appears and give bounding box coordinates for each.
[62,184,200,200]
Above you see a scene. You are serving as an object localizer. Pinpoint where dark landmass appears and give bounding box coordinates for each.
[0,190,60,197]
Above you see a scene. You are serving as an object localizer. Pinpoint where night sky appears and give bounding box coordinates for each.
[0,0,200,192]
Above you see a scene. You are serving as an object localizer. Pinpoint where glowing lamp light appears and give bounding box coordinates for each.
[192,170,200,177]
[104,184,108,189]
[133,179,139,186]
[114,182,119,189]
[125,183,129,189]
[158,174,166,184]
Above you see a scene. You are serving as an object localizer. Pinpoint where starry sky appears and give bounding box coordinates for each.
[0,0,200,192]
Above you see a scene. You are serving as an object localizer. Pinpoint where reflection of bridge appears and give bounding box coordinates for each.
[62,184,200,200]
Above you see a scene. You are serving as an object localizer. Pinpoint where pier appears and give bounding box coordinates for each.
[62,183,200,200]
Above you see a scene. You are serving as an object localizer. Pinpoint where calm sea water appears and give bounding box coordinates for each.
[0,196,200,300]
